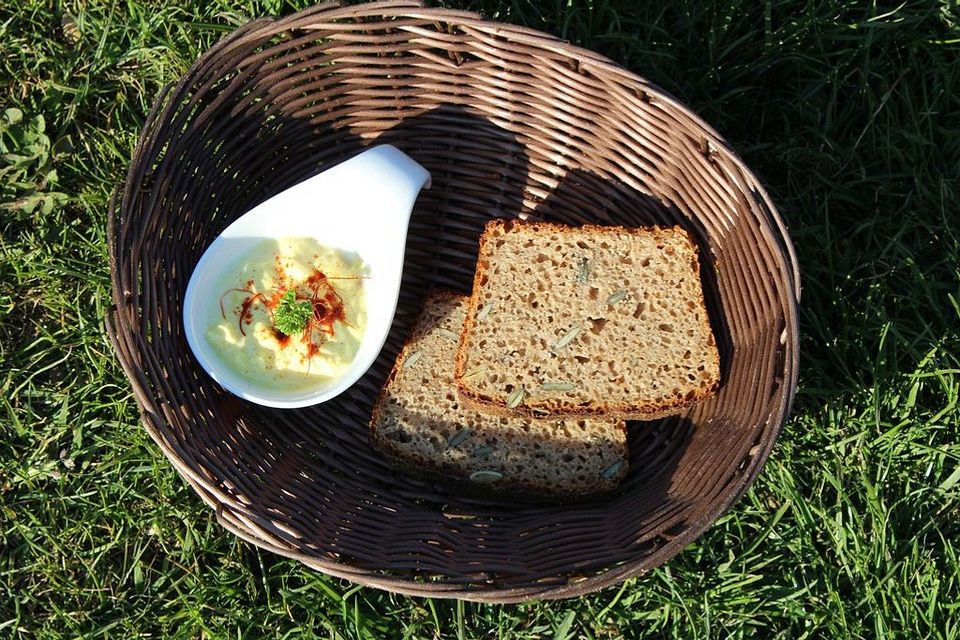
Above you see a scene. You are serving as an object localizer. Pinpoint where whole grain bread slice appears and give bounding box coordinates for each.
[454,219,720,420]
[369,291,628,497]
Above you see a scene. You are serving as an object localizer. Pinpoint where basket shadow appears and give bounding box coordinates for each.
[162,99,705,580]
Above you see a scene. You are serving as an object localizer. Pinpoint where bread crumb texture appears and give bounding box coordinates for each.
[457,219,720,418]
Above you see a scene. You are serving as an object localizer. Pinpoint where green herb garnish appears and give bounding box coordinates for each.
[273,289,312,336]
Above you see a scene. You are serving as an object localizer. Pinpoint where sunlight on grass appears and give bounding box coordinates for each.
[1,0,958,638]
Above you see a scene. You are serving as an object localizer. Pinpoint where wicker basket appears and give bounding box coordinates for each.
[107,0,799,603]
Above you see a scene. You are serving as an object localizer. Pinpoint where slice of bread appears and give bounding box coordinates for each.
[455,219,720,420]
[369,291,628,497]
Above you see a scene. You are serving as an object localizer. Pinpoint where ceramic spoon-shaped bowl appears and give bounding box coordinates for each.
[183,145,431,408]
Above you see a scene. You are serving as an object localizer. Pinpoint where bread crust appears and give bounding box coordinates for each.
[454,218,721,420]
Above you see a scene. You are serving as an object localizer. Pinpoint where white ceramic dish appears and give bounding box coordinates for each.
[182,145,431,408]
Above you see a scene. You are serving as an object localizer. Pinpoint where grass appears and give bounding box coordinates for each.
[2,0,959,637]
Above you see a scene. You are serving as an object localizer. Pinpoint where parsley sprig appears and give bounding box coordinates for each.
[273,289,312,336]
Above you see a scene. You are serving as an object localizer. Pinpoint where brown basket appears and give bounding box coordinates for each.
[107,0,800,602]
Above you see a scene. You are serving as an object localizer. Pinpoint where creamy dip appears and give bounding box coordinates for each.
[205,237,368,392]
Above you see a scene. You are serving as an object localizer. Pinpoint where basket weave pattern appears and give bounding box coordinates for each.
[107,1,800,602]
